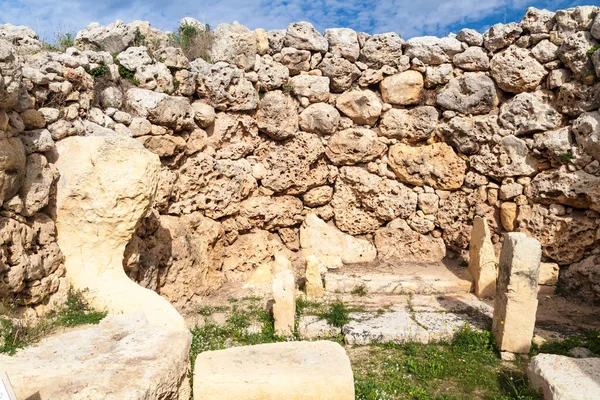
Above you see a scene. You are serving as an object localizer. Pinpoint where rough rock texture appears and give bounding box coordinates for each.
[492,233,541,354]
[468,217,497,298]
[374,219,446,262]
[528,354,600,400]
[436,73,497,114]
[326,128,386,165]
[491,46,547,93]
[273,268,295,336]
[55,136,185,331]
[0,313,191,399]
[388,143,466,190]
[193,341,354,400]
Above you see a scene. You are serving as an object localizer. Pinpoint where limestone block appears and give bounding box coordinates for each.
[299,213,377,269]
[272,269,295,336]
[55,136,185,331]
[193,341,354,400]
[492,232,541,354]
[380,71,423,105]
[305,255,324,298]
[0,137,26,205]
[528,354,600,400]
[468,216,497,298]
[500,202,518,231]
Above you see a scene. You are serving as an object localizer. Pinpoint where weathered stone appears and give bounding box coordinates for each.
[528,354,600,400]
[298,315,341,339]
[20,109,45,130]
[55,136,185,331]
[380,71,423,105]
[468,216,497,298]
[193,341,354,400]
[191,101,216,128]
[138,135,186,158]
[424,63,453,88]
[305,255,324,298]
[302,186,333,207]
[335,90,382,126]
[0,137,26,205]
[359,33,405,69]
[238,195,303,231]
[483,23,523,52]
[20,129,55,154]
[375,219,446,262]
[555,6,598,32]
[457,29,483,46]
[75,20,136,53]
[437,114,506,155]
[379,106,438,142]
[318,55,361,92]
[205,112,259,159]
[332,166,417,235]
[285,22,328,52]
[531,40,558,64]
[492,232,541,354]
[257,91,298,140]
[470,135,538,179]
[405,36,464,65]
[557,31,598,80]
[500,202,518,232]
[211,22,257,71]
[436,72,497,115]
[572,111,600,160]
[326,128,386,165]
[116,46,152,71]
[490,46,547,93]
[0,313,191,400]
[193,60,258,111]
[278,47,311,75]
[498,92,563,135]
[19,154,57,217]
[255,55,289,90]
[452,47,490,71]
[521,7,556,34]
[299,103,340,135]
[388,142,466,190]
[154,46,190,69]
[300,213,377,268]
[273,268,295,336]
[171,152,256,218]
[556,82,600,117]
[324,28,360,61]
[289,75,330,103]
[126,88,194,131]
[527,168,600,212]
[562,255,600,301]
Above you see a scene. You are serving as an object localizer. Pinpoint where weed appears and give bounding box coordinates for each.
[559,151,572,164]
[281,82,293,94]
[58,32,75,49]
[351,284,368,297]
[534,330,600,357]
[116,61,140,86]
[170,22,213,62]
[89,63,109,77]
[320,301,351,328]
[587,44,600,56]
[295,297,324,316]
[0,288,106,355]
[133,27,146,47]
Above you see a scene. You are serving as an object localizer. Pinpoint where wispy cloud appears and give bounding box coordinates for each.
[0,0,593,42]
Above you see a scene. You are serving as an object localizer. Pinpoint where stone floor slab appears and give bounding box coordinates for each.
[528,354,600,400]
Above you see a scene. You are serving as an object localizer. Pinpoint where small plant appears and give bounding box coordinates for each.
[89,63,109,77]
[170,22,214,62]
[281,82,293,94]
[587,44,600,56]
[58,32,75,49]
[320,301,351,328]
[50,288,107,327]
[115,61,140,86]
[133,27,146,47]
[351,284,368,297]
[559,151,572,164]
[535,330,600,357]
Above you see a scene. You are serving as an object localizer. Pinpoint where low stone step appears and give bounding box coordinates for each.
[528,354,600,400]
[324,261,472,295]
[193,341,354,400]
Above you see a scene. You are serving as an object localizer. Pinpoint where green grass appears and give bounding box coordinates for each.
[353,325,542,400]
[352,284,368,297]
[559,151,573,164]
[531,330,600,357]
[89,63,109,77]
[587,44,600,56]
[169,22,214,62]
[320,301,351,328]
[0,288,106,355]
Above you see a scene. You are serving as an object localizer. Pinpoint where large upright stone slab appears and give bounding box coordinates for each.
[272,269,295,336]
[55,136,185,331]
[193,341,354,400]
[305,254,325,298]
[468,216,497,298]
[528,354,600,400]
[492,232,541,354]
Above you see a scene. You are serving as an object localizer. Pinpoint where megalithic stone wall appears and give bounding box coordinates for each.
[0,6,600,310]
[492,232,542,354]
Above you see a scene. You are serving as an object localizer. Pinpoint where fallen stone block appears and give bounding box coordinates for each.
[528,354,600,400]
[193,341,354,400]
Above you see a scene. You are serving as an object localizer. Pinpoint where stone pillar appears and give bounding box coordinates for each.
[305,255,324,298]
[272,269,295,337]
[492,232,541,354]
[468,216,497,298]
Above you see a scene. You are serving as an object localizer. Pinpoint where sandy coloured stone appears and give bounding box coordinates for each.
[272,269,295,336]
[500,202,518,231]
[528,354,600,400]
[193,341,354,400]
[380,71,423,105]
[492,232,541,354]
[305,254,324,298]
[468,216,497,298]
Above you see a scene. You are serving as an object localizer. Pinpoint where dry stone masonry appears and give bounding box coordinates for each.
[1,5,600,317]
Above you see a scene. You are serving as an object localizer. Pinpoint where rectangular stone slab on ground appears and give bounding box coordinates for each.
[193,341,354,400]
[492,232,541,354]
[528,354,600,400]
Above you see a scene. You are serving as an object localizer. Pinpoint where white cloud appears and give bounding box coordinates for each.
[0,0,588,42]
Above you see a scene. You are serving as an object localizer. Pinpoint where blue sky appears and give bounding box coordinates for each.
[0,0,593,43]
